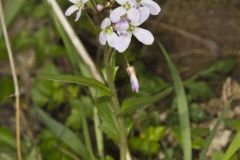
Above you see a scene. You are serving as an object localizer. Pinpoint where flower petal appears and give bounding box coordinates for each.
[133,27,154,45]
[116,0,127,5]
[99,31,107,45]
[139,6,150,24]
[141,0,161,15]
[110,7,126,23]
[130,75,139,93]
[115,20,129,31]
[114,33,132,52]
[75,10,82,21]
[107,32,118,48]
[127,8,141,24]
[101,18,111,29]
[68,0,78,3]
[65,5,79,16]
[82,0,89,3]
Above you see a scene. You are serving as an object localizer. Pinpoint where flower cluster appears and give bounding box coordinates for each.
[65,0,161,52]
[99,0,161,52]
[65,0,160,92]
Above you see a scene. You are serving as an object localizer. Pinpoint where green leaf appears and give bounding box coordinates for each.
[158,42,192,160]
[96,97,120,143]
[0,127,16,149]
[211,151,224,160]
[0,0,25,39]
[189,103,208,123]
[39,74,111,96]
[199,102,230,160]
[185,80,214,100]
[222,132,240,160]
[105,155,114,160]
[35,107,91,160]
[0,77,14,102]
[145,126,165,142]
[199,59,236,77]
[129,137,160,156]
[31,63,64,109]
[119,87,172,116]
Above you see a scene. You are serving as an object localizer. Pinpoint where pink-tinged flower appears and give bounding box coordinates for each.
[65,0,89,21]
[115,21,154,52]
[127,66,139,93]
[134,0,161,24]
[110,0,141,24]
[99,18,118,48]
[139,0,161,16]
[96,4,104,12]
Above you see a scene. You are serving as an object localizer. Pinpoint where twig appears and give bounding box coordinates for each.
[46,0,103,82]
[0,1,21,160]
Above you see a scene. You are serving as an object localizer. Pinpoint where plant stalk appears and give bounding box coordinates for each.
[0,1,21,160]
[104,48,129,160]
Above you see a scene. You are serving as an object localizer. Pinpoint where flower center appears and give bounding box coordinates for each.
[105,26,113,34]
[123,2,132,10]
[127,24,135,32]
[75,0,82,7]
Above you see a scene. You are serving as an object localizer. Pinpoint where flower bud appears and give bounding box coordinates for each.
[127,66,139,93]
[96,4,104,12]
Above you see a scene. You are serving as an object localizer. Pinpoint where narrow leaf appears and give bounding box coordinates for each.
[0,0,25,39]
[158,42,192,160]
[39,74,111,96]
[35,107,91,160]
[119,87,172,116]
[223,132,240,160]
[199,102,230,160]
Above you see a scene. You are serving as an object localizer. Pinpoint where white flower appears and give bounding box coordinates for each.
[115,20,154,52]
[99,18,118,48]
[139,0,161,15]
[134,0,161,24]
[110,0,141,24]
[65,0,88,21]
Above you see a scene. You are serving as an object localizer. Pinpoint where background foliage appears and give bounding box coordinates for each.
[1,0,240,160]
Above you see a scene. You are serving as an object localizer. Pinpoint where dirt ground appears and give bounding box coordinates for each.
[145,0,240,77]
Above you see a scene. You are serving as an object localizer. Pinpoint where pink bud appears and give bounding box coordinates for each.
[96,4,103,12]
[127,66,139,93]
[130,75,139,93]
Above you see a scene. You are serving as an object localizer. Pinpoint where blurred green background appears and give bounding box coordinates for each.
[1,0,240,159]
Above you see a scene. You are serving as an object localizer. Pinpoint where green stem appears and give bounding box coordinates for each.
[104,48,129,160]
[93,107,104,160]
[80,106,95,160]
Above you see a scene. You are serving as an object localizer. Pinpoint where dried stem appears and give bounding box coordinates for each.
[46,0,103,82]
[45,0,105,159]
[0,1,21,160]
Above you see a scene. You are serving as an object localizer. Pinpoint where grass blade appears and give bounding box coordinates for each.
[35,107,91,160]
[119,87,172,116]
[158,41,192,160]
[39,74,111,96]
[223,132,240,160]
[199,102,229,160]
[0,0,25,39]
